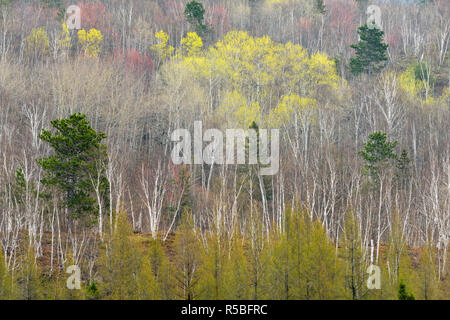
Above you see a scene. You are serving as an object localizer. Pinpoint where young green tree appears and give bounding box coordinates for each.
[342,211,367,300]
[350,24,389,77]
[223,234,251,299]
[100,211,141,299]
[38,113,109,224]
[198,231,228,299]
[417,241,439,300]
[137,253,160,300]
[358,132,397,185]
[0,246,14,299]
[268,230,291,299]
[396,148,411,188]
[385,211,418,297]
[16,246,42,300]
[246,211,270,300]
[303,220,341,299]
[147,240,174,299]
[398,281,415,300]
[173,211,201,300]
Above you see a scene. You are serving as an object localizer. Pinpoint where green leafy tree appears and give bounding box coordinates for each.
[86,281,100,300]
[350,24,388,76]
[358,132,397,185]
[396,148,411,188]
[99,211,141,299]
[38,113,109,223]
[398,281,415,300]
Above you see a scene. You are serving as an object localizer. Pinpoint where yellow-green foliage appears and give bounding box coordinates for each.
[268,94,317,127]
[181,32,203,57]
[198,232,229,299]
[16,246,42,300]
[24,27,50,59]
[99,211,141,299]
[57,23,72,54]
[417,242,439,300]
[168,30,340,127]
[398,65,434,105]
[172,212,201,300]
[217,90,261,127]
[0,246,14,299]
[78,28,103,57]
[383,211,418,298]
[151,30,174,66]
[223,235,251,299]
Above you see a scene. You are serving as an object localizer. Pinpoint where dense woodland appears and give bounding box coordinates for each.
[0,0,449,299]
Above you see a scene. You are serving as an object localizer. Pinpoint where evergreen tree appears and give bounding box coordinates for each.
[398,281,415,300]
[184,1,208,36]
[359,132,397,186]
[38,113,109,223]
[315,0,326,14]
[350,24,388,76]
[86,281,100,300]
[396,148,411,188]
